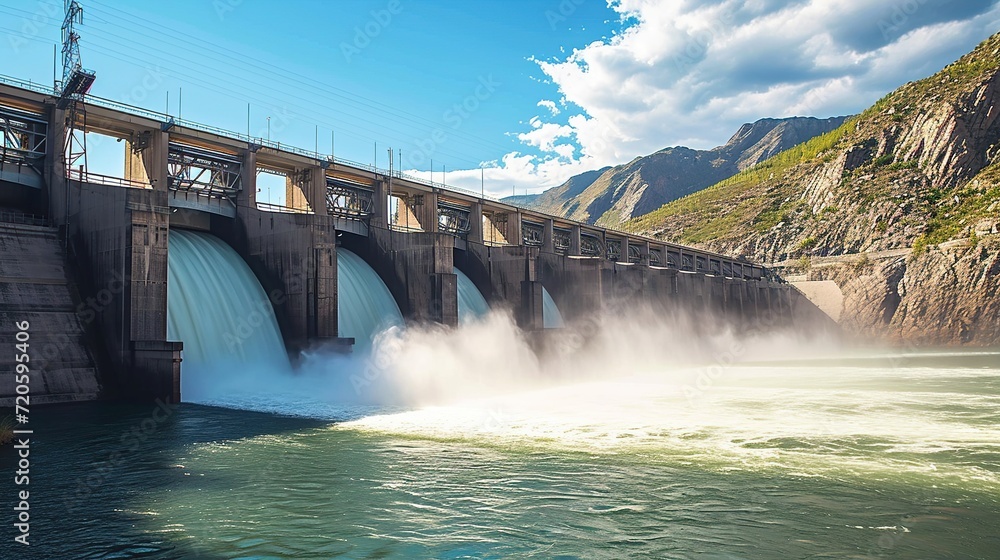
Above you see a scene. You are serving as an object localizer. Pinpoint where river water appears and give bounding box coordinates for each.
[2,349,998,559]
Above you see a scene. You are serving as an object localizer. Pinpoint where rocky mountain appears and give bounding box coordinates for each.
[515,116,847,226]
[502,194,540,207]
[630,33,1000,346]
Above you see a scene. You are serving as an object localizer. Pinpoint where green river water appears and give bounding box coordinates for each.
[2,350,999,559]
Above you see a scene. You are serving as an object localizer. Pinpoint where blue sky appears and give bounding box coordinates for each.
[1,0,999,201]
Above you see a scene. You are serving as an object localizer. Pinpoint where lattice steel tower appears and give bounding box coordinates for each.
[57,0,96,175]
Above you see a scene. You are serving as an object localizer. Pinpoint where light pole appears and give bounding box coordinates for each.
[267,116,271,142]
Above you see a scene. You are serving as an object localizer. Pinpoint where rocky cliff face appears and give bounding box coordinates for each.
[725,117,853,171]
[809,239,1000,346]
[631,33,1000,346]
[517,116,846,226]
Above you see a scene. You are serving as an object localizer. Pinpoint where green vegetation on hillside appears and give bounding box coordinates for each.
[627,32,1000,252]
[913,163,1000,254]
[628,120,854,243]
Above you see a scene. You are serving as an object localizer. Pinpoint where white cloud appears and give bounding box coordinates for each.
[517,120,574,152]
[537,100,561,116]
[447,0,1000,198]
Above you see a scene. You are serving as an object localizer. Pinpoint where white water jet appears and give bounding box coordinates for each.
[337,248,403,349]
[454,266,490,323]
[542,286,564,328]
[167,229,290,401]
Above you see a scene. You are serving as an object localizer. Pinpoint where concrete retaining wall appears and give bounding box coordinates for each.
[0,220,100,406]
[48,178,179,402]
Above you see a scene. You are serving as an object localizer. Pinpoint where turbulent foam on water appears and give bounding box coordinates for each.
[166,235,999,493]
[341,362,1000,493]
[181,288,836,415]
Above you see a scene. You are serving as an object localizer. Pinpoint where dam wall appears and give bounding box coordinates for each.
[220,206,339,356]
[46,169,180,402]
[0,79,833,406]
[0,217,100,406]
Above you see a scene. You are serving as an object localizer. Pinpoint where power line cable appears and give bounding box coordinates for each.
[82,40,492,169]
[0,0,536,172]
[82,0,521,155]
[0,3,502,165]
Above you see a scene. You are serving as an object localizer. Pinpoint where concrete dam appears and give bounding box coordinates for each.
[0,77,828,406]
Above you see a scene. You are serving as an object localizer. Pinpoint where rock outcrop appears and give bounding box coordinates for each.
[511,116,847,227]
[630,33,1000,346]
[813,239,1000,346]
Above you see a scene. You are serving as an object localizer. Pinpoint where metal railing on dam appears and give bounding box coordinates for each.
[0,73,772,281]
[0,74,818,407]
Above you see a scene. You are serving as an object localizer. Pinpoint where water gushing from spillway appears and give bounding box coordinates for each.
[143,232,1000,559]
[542,286,564,328]
[168,237,405,408]
[454,267,489,323]
[167,229,290,399]
[337,248,403,349]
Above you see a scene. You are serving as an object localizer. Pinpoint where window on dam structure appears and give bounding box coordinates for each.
[70,130,131,186]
